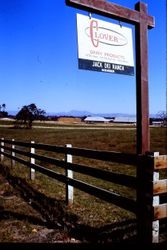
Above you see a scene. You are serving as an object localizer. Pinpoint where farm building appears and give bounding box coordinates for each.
[113,116,136,124]
[151,121,163,126]
[84,116,113,123]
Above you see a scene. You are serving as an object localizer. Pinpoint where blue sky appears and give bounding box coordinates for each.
[0,0,166,115]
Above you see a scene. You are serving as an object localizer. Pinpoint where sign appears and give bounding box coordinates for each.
[76,13,134,75]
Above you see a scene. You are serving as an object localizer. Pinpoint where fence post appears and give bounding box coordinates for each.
[30,141,35,180]
[136,153,154,244]
[65,144,73,206]
[11,139,15,167]
[152,152,159,243]
[0,138,4,162]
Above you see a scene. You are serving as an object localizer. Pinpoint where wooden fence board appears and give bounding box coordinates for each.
[1,151,66,183]
[68,178,137,213]
[1,145,137,189]
[0,139,139,165]
[1,151,137,213]
[153,179,167,195]
[154,155,167,170]
[154,203,167,220]
[1,137,167,243]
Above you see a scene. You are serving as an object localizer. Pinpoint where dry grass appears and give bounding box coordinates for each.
[0,125,166,243]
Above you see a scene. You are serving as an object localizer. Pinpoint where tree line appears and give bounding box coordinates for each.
[0,103,8,118]
[15,103,46,128]
[0,103,46,129]
[0,102,166,128]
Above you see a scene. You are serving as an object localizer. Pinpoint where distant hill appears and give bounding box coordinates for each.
[8,110,18,116]
[8,109,157,118]
[46,110,136,118]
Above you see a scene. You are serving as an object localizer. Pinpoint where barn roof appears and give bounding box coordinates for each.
[114,117,136,123]
[84,116,111,122]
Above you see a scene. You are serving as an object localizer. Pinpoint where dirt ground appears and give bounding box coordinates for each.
[0,170,83,244]
[0,165,167,247]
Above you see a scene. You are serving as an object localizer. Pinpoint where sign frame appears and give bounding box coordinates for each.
[66,0,155,155]
[76,13,135,75]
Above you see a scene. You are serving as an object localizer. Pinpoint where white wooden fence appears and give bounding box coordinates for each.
[0,138,167,243]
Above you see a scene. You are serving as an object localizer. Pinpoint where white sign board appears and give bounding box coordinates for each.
[76,13,134,75]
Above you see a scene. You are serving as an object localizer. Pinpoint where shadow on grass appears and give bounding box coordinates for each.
[0,164,138,243]
[0,211,47,227]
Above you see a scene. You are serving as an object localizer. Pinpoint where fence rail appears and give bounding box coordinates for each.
[0,137,167,243]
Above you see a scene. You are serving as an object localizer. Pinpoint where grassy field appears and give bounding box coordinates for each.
[0,123,166,152]
[0,125,166,242]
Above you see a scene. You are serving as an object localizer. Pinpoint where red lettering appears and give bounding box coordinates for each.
[90,20,99,47]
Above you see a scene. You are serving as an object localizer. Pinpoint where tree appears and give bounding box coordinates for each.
[2,103,6,112]
[156,111,167,126]
[0,103,8,118]
[15,103,46,128]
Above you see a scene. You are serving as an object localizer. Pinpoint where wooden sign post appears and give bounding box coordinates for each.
[66,0,155,155]
[66,0,155,243]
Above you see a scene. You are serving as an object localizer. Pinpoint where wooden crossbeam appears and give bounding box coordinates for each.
[66,0,155,28]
